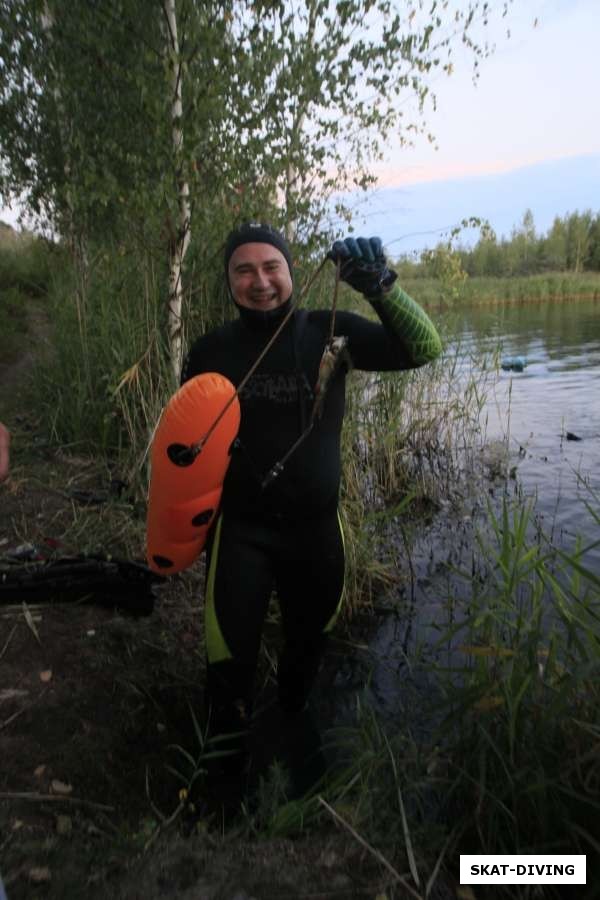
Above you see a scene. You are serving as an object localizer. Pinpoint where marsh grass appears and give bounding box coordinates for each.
[0,234,53,297]
[402,271,600,309]
[425,494,600,892]
[7,239,600,894]
[245,493,600,897]
[31,245,173,492]
[338,339,498,616]
[0,236,54,366]
[166,705,246,795]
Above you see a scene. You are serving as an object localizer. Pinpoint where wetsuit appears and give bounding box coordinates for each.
[181,285,441,734]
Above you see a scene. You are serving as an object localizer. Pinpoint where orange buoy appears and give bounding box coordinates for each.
[146,373,240,575]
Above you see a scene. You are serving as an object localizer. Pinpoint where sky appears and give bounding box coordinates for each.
[344,0,600,254]
[2,0,599,252]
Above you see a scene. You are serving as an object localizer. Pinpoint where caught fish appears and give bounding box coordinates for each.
[261,335,351,490]
[312,336,350,419]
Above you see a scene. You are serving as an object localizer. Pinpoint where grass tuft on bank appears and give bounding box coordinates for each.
[402,271,600,308]
[2,238,599,898]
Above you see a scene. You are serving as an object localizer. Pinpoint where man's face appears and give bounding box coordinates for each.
[228,242,292,311]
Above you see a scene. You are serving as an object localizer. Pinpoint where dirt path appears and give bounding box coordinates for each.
[0,311,402,899]
[0,474,387,899]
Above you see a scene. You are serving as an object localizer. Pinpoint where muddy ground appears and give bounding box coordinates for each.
[0,301,428,899]
[0,520,385,900]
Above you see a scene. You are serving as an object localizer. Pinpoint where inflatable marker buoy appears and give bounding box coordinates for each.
[501,356,526,372]
[146,373,240,575]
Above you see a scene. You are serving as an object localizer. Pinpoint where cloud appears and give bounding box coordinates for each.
[374,151,600,190]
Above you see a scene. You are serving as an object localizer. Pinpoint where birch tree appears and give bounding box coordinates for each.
[0,0,169,240]
[221,0,512,248]
[162,0,190,378]
[1,0,512,345]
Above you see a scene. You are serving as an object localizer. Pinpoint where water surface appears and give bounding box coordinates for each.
[353,298,600,726]
[454,298,600,563]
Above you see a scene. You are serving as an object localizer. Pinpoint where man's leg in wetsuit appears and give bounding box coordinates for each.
[204,514,274,768]
[274,511,345,715]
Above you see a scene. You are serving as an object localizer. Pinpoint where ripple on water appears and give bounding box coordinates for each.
[453,297,600,563]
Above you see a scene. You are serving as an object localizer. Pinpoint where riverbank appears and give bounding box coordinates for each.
[0,244,461,897]
[0,384,449,899]
[401,271,600,308]
[2,406,598,899]
[2,253,599,898]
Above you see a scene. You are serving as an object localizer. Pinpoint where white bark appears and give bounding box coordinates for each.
[41,3,74,244]
[283,1,317,242]
[163,0,191,381]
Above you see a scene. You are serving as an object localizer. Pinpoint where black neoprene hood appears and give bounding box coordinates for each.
[224,222,294,282]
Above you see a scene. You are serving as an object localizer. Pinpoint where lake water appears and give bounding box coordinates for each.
[453,297,600,565]
[325,298,600,727]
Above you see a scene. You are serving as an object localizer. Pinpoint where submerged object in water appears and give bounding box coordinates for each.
[501,356,527,372]
[146,373,240,575]
[565,431,582,442]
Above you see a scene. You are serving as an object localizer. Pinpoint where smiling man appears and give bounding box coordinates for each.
[180,221,441,787]
[228,240,293,312]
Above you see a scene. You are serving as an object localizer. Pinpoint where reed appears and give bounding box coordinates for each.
[245,493,600,898]
[0,234,53,297]
[337,340,498,617]
[401,271,600,309]
[7,238,600,893]
[433,495,600,876]
[30,244,173,492]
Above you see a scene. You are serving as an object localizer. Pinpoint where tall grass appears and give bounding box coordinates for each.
[434,497,600,877]
[338,341,498,617]
[0,236,54,365]
[402,271,600,309]
[244,494,600,898]
[0,234,53,297]
[8,235,600,892]
[32,245,173,487]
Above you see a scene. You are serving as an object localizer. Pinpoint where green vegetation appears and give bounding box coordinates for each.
[232,494,600,899]
[460,209,600,276]
[400,209,600,279]
[0,233,53,363]
[0,0,504,377]
[3,237,599,899]
[436,498,600,865]
[395,209,600,307]
[33,244,173,474]
[1,4,598,894]
[400,271,600,308]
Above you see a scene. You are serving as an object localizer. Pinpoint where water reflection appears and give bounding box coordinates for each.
[359,299,600,727]
[449,298,600,567]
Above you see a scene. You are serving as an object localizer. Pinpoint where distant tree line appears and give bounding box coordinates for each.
[399,210,600,279]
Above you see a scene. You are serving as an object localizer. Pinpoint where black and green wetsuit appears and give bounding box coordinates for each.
[181,284,441,737]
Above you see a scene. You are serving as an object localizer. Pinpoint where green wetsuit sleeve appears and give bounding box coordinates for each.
[368,283,442,368]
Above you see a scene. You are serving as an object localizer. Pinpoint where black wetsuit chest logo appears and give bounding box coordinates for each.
[240,372,314,405]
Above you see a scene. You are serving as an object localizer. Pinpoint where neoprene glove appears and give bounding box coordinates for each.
[327,236,397,297]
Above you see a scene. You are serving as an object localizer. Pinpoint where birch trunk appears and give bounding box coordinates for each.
[163,0,191,381]
[283,0,317,242]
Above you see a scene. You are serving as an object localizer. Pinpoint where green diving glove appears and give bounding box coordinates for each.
[327,236,397,297]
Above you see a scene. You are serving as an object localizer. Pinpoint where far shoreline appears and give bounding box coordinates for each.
[400,271,600,309]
